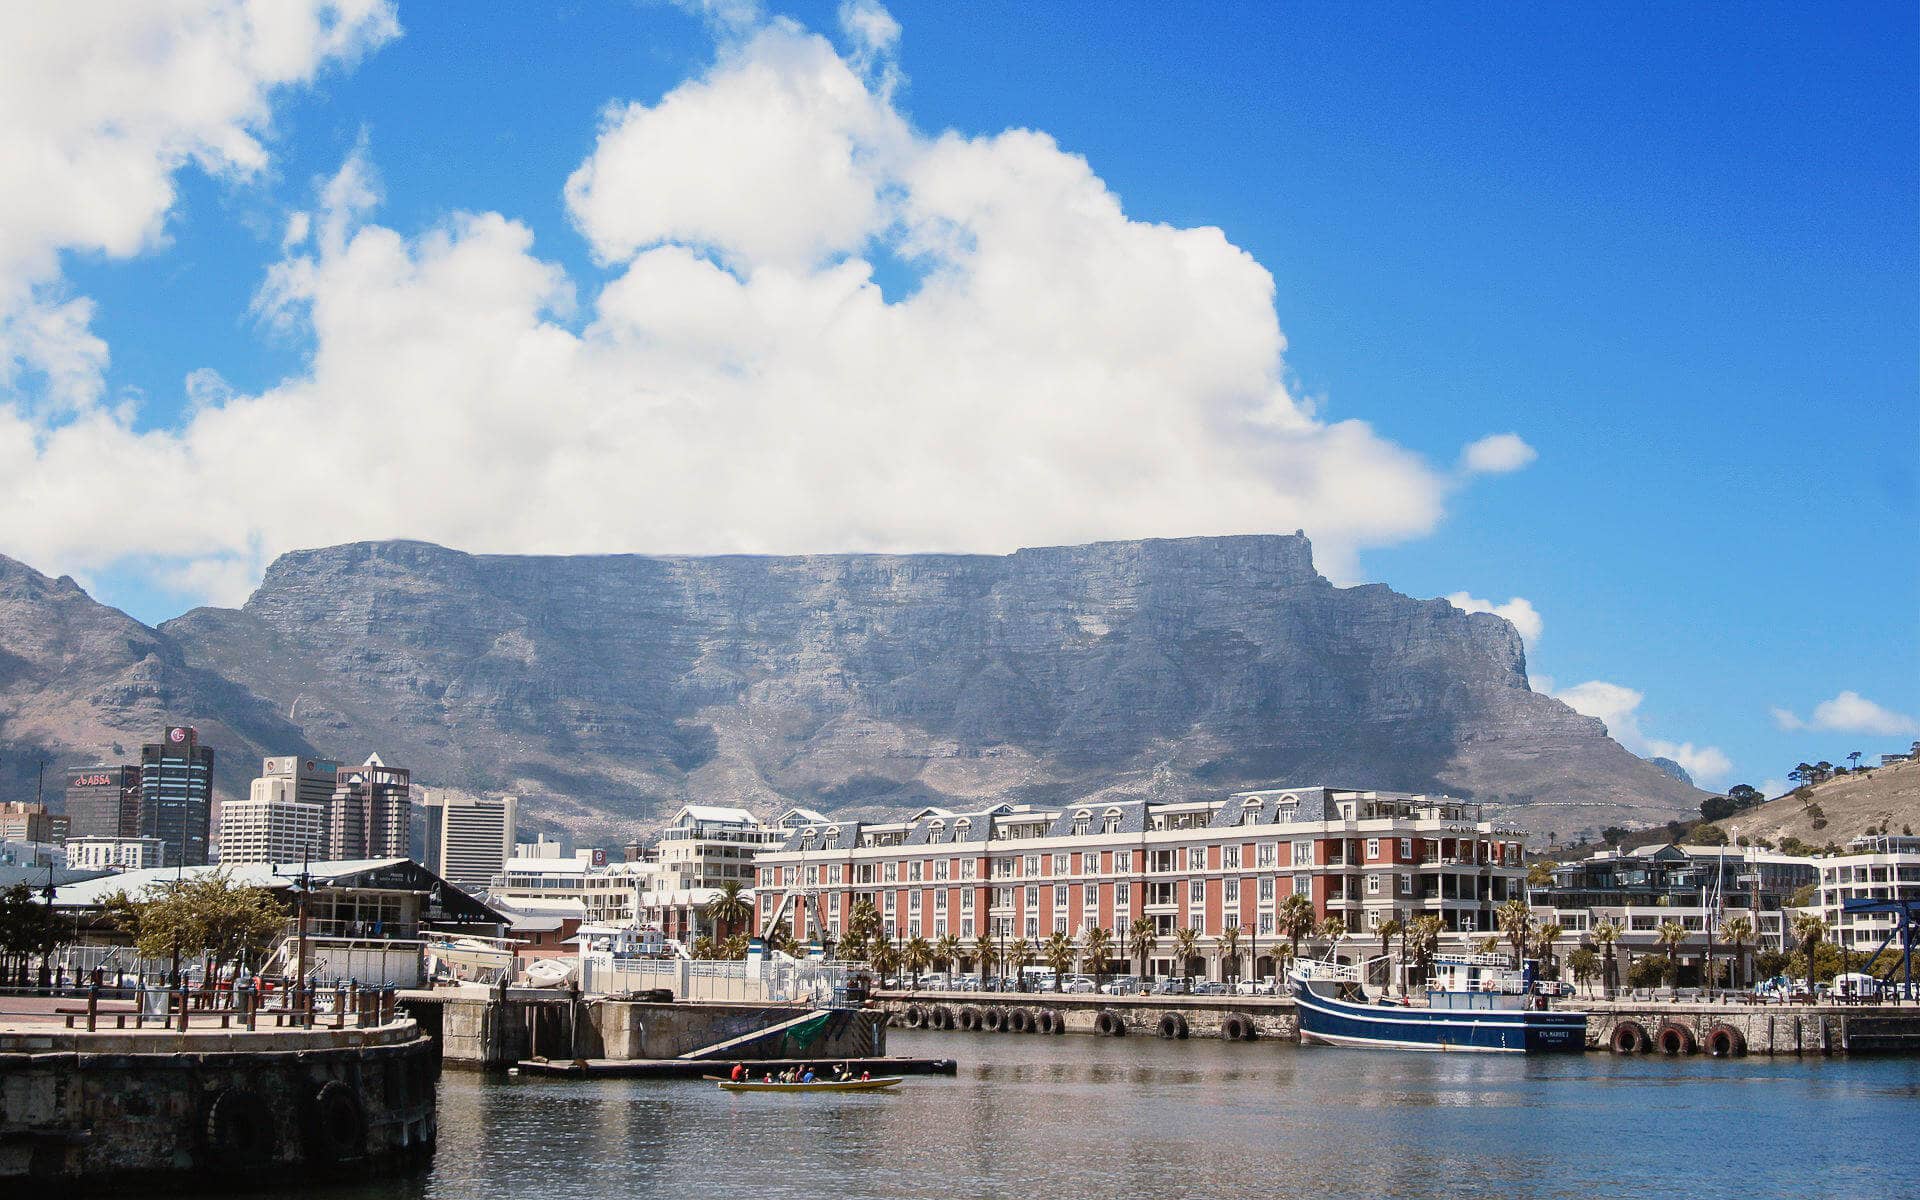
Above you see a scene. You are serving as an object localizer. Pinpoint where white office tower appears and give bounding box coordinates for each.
[425,793,518,889]
[218,774,326,864]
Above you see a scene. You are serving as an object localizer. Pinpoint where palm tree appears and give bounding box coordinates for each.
[840,900,880,963]
[1316,916,1346,954]
[1720,915,1754,992]
[1005,937,1035,989]
[1375,917,1404,994]
[1590,920,1621,997]
[1276,894,1315,965]
[1531,922,1564,984]
[1792,912,1828,997]
[1407,915,1444,989]
[1216,925,1244,986]
[701,879,754,943]
[1655,920,1688,987]
[1497,898,1533,969]
[1042,932,1076,990]
[1083,926,1114,988]
[1128,921,1160,981]
[933,933,963,976]
[903,935,933,989]
[1172,926,1201,983]
[1566,946,1599,996]
[971,935,999,987]
[1476,934,1500,956]
[869,938,901,984]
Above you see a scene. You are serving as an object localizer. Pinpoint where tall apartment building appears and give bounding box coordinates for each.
[217,760,331,865]
[0,802,63,845]
[754,786,1526,980]
[63,766,142,840]
[1817,834,1920,953]
[139,726,214,867]
[327,754,412,861]
[423,793,516,889]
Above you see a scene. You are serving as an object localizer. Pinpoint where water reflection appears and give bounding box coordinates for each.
[266,1029,1919,1200]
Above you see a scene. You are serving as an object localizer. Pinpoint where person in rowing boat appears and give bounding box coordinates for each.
[729,1063,746,1082]
[800,1066,816,1083]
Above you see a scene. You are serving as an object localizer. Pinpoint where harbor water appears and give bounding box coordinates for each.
[271,1028,1920,1200]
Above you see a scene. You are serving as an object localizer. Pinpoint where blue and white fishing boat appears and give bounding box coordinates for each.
[1290,952,1586,1053]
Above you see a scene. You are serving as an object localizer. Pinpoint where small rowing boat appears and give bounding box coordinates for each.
[715,1076,903,1093]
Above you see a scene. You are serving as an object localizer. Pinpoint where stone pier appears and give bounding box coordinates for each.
[1582,999,1920,1055]
[874,990,1299,1041]
[0,1017,437,1194]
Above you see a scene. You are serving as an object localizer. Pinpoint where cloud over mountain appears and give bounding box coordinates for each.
[0,3,1530,607]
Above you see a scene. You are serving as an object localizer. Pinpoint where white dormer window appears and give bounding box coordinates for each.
[1102,808,1123,835]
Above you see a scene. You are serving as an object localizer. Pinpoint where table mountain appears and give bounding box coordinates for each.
[0,555,317,803]
[142,534,1699,839]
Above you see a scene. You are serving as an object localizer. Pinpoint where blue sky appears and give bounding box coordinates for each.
[2,1,1914,795]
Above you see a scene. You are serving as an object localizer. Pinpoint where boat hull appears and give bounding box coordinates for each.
[716,1077,903,1092]
[1293,984,1587,1054]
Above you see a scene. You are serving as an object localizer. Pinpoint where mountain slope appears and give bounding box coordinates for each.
[152,534,1703,838]
[0,556,317,802]
[1725,757,1920,847]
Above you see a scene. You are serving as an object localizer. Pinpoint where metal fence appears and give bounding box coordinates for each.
[580,955,857,1004]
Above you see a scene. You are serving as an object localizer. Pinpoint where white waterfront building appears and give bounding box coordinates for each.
[1816,835,1920,953]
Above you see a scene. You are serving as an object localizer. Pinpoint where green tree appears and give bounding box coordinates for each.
[1082,926,1114,987]
[1531,922,1565,982]
[932,933,963,976]
[102,872,285,970]
[689,934,717,960]
[1719,914,1754,991]
[1216,925,1244,985]
[1005,937,1034,987]
[1497,898,1534,969]
[902,935,933,988]
[1172,926,1201,981]
[839,900,880,963]
[701,879,754,942]
[1590,921,1621,997]
[971,934,999,987]
[1691,823,1729,846]
[1406,915,1444,986]
[1655,920,1688,986]
[1375,917,1404,995]
[1041,931,1076,990]
[1316,916,1346,951]
[1525,861,1559,888]
[1276,894,1315,965]
[1791,913,1828,994]
[869,938,901,982]
[1127,921,1160,980]
[1567,946,1599,996]
[721,933,749,960]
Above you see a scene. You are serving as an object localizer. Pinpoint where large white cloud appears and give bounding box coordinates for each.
[0,1,399,412]
[1772,691,1918,737]
[1553,679,1731,786]
[1445,592,1542,646]
[0,5,1533,606]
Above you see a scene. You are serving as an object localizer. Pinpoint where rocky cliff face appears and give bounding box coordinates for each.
[0,556,316,801]
[139,534,1702,839]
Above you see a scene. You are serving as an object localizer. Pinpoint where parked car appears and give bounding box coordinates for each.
[1063,975,1098,994]
[1190,980,1228,996]
[1233,978,1278,996]
[1152,977,1192,996]
[1100,976,1141,995]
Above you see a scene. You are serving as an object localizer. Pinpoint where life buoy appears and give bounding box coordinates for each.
[1007,1008,1034,1034]
[930,1005,953,1030]
[1656,1022,1698,1056]
[1156,1012,1189,1040]
[1221,1013,1255,1041]
[1609,1021,1651,1054]
[1094,1009,1125,1037]
[957,1006,982,1031]
[980,1007,1005,1032]
[1705,1024,1748,1058]
[202,1087,272,1167]
[305,1080,367,1164]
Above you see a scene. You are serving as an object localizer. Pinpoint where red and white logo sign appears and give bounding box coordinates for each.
[169,728,187,743]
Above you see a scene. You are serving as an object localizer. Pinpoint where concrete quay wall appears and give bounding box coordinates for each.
[0,1021,437,1195]
[1583,1001,1920,1056]
[403,990,883,1068]
[874,990,1299,1041]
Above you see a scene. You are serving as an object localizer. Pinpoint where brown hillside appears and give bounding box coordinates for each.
[1725,757,1920,847]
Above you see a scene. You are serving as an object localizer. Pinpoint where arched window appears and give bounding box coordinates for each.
[1071,808,1092,836]
[1101,808,1123,835]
